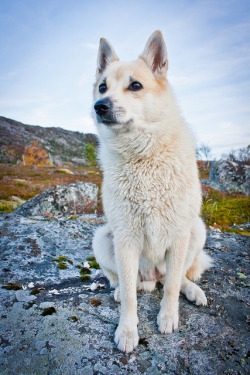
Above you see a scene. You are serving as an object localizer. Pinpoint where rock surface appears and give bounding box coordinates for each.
[205,160,250,195]
[14,182,98,217]
[0,213,249,375]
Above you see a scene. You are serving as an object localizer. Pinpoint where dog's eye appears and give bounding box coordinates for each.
[99,83,107,94]
[128,81,143,91]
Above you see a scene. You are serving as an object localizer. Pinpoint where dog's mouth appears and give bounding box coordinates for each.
[100,118,133,127]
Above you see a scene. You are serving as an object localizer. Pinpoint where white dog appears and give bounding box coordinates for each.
[92,31,212,353]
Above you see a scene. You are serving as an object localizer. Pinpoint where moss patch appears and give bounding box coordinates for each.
[55,169,74,174]
[89,260,100,269]
[58,262,67,270]
[86,256,96,261]
[91,298,102,307]
[30,288,41,295]
[41,306,56,316]
[80,275,90,282]
[2,283,22,291]
[58,256,68,262]
[52,256,73,269]
[67,215,79,220]
[79,267,91,275]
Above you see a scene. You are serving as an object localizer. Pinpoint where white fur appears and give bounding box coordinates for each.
[92,31,212,353]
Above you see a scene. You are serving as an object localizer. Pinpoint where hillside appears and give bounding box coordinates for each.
[0,116,98,166]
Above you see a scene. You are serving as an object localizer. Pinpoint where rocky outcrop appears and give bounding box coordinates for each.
[203,160,250,195]
[0,213,249,374]
[14,182,99,217]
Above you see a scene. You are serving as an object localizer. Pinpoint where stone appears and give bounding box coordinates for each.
[0,213,249,374]
[207,160,250,195]
[14,182,99,217]
[15,290,37,302]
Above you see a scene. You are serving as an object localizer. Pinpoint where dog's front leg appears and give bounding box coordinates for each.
[157,233,190,333]
[114,237,140,353]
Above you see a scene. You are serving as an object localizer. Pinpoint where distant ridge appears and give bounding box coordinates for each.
[0,116,98,165]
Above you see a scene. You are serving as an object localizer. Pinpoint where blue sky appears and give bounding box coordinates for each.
[0,0,249,158]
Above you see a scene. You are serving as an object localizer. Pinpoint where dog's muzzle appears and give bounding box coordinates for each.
[94,98,111,117]
[94,98,132,128]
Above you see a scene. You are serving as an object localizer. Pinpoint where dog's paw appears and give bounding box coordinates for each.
[115,324,139,353]
[157,309,179,334]
[183,283,207,306]
[114,287,120,302]
[137,280,156,292]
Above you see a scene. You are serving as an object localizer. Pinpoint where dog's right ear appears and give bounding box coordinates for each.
[96,38,118,77]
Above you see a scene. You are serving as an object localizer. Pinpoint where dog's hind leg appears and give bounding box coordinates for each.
[185,216,213,281]
[92,224,118,288]
[181,217,212,306]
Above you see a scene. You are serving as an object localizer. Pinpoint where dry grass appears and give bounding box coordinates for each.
[0,164,103,213]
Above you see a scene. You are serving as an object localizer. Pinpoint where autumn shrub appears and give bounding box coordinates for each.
[22,141,51,166]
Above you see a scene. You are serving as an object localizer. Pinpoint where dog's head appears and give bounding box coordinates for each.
[93,31,169,134]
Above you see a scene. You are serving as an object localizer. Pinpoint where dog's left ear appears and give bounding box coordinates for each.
[140,31,168,77]
[96,38,118,77]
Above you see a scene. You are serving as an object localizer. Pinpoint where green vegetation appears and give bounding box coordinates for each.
[52,256,74,269]
[41,306,56,316]
[55,169,74,174]
[237,272,247,279]
[86,256,96,261]
[0,200,18,213]
[30,288,41,295]
[2,283,22,290]
[202,187,250,235]
[58,256,67,261]
[58,262,67,269]
[84,144,97,166]
[91,298,102,307]
[88,260,100,269]
[67,215,79,220]
[80,275,90,282]
[78,267,91,275]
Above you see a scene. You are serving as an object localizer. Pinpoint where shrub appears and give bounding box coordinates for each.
[84,144,97,166]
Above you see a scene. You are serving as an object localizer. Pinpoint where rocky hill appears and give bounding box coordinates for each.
[0,116,98,166]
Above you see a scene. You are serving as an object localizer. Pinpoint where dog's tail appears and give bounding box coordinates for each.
[186,250,213,281]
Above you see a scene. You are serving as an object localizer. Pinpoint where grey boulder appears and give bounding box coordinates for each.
[14,182,99,217]
[207,160,250,195]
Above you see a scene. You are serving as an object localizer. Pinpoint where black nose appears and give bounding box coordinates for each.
[94,99,111,117]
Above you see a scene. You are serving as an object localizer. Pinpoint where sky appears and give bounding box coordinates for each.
[0,0,249,158]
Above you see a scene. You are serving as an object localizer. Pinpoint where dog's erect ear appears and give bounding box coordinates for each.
[140,31,168,77]
[96,38,118,77]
